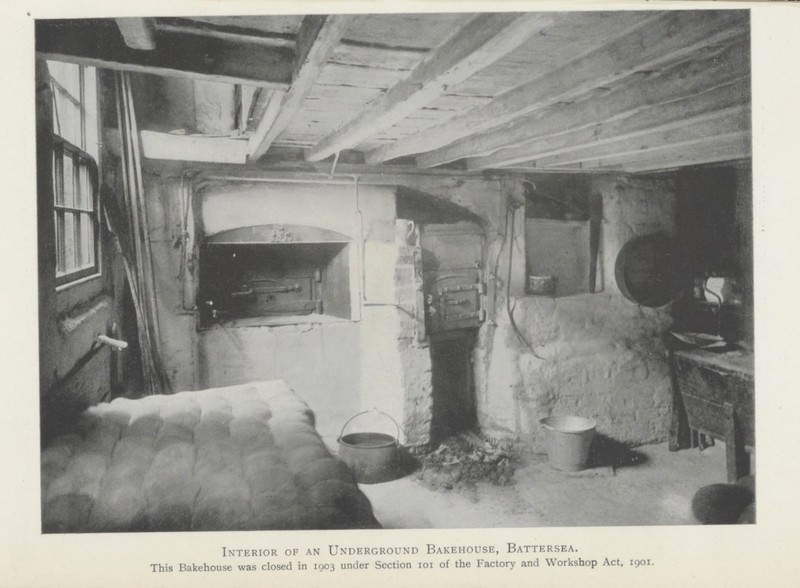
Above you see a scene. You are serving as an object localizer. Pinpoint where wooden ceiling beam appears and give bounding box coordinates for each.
[154,17,296,48]
[103,129,250,164]
[304,12,556,163]
[535,133,751,173]
[36,19,293,89]
[498,165,588,173]
[115,18,156,50]
[140,131,249,164]
[465,74,750,170]
[621,149,751,174]
[525,107,749,168]
[427,38,749,169]
[249,14,354,161]
[154,18,430,63]
[367,10,748,165]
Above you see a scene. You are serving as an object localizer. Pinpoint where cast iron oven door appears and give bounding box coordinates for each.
[199,224,351,325]
[421,223,485,335]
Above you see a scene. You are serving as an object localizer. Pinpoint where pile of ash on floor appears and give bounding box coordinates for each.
[414,431,515,492]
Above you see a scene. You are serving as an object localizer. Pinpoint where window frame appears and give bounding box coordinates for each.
[47,61,102,289]
[52,137,101,287]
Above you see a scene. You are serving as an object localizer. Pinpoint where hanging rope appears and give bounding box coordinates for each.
[503,197,544,360]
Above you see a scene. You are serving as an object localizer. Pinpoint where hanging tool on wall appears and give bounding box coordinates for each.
[588,192,603,293]
[97,334,128,350]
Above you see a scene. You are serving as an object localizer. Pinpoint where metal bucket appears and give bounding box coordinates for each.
[338,410,400,484]
[540,415,597,471]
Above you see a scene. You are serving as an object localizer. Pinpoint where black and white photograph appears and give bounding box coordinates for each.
[4,0,800,586]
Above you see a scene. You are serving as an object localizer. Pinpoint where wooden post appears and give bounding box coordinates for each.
[668,350,691,451]
[724,401,749,483]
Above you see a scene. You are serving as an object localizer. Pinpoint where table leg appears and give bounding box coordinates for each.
[724,401,750,483]
[668,351,691,451]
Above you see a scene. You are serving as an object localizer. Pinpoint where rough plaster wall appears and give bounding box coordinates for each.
[396,176,506,234]
[478,294,674,449]
[41,294,116,415]
[602,176,677,297]
[199,181,364,237]
[358,305,406,440]
[357,220,408,443]
[476,175,677,451]
[398,337,433,446]
[395,239,432,446]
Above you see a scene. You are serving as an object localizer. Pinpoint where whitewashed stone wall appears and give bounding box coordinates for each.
[475,176,677,450]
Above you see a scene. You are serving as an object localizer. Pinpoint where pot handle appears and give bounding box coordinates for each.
[338,408,401,444]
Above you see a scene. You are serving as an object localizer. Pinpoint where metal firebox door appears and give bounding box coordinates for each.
[420,223,485,335]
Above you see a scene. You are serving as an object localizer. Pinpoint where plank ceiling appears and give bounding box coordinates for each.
[36,10,751,174]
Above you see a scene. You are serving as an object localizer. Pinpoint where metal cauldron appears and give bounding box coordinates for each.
[337,409,401,484]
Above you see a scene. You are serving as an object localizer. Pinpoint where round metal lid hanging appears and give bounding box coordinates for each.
[614,232,683,307]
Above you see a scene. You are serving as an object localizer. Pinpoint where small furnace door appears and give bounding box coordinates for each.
[420,223,485,335]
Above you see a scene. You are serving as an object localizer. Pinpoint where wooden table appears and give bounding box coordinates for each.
[669,347,754,482]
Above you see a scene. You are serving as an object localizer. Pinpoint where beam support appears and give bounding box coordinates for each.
[36,19,293,89]
[249,14,354,161]
[367,10,749,165]
[305,12,555,162]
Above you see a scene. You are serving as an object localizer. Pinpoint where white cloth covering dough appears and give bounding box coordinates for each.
[41,380,379,532]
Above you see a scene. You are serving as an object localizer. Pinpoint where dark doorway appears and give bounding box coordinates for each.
[430,329,477,444]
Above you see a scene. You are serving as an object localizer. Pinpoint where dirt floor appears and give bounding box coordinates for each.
[352,441,733,528]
